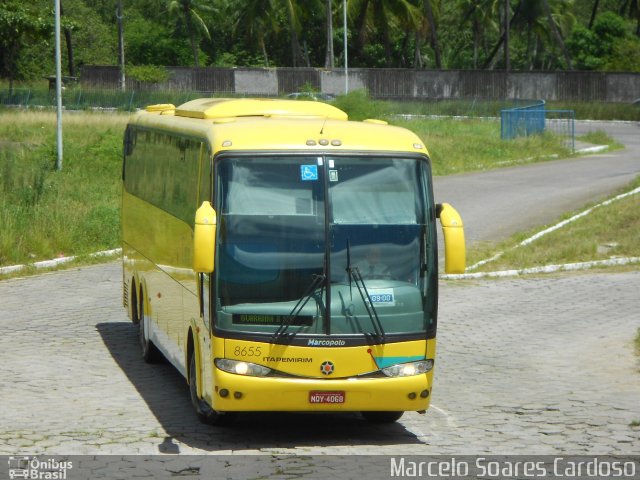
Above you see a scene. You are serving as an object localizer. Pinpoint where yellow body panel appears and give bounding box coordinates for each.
[206,338,436,412]
[212,368,433,412]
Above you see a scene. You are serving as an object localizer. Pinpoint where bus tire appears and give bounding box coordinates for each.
[139,289,162,363]
[189,353,237,426]
[361,411,404,423]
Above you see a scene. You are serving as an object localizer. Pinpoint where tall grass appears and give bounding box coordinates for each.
[0,111,128,265]
[396,117,570,175]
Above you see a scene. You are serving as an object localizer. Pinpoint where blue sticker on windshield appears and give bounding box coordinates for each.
[300,165,318,181]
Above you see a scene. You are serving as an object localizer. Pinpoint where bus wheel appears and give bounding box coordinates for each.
[189,353,237,426]
[361,411,404,423]
[139,290,162,363]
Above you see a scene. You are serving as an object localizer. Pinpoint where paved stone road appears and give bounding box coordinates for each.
[1,262,638,457]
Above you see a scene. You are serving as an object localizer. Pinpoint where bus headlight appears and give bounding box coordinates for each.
[381,360,433,377]
[215,358,271,377]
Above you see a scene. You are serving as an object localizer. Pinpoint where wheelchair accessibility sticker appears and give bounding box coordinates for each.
[300,165,318,181]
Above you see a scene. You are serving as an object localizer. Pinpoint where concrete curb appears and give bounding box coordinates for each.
[441,257,640,280]
[0,248,122,275]
[576,145,608,154]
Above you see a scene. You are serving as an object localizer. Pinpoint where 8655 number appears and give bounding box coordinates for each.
[234,346,262,357]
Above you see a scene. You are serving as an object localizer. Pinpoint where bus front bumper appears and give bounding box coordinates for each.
[210,370,432,412]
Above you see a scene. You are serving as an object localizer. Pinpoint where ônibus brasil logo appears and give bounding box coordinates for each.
[8,456,73,479]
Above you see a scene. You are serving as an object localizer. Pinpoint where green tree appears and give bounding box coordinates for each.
[350,0,422,66]
[567,10,638,69]
[541,0,574,69]
[0,1,51,89]
[276,0,314,67]
[167,0,214,67]
[588,0,600,28]
[234,0,278,66]
[618,0,639,36]
[483,0,574,70]
[422,0,442,68]
[125,11,194,66]
[455,0,499,68]
[605,37,640,70]
[235,0,323,67]
[61,0,115,72]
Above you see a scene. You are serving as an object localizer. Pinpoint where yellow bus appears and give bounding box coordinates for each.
[122,98,465,425]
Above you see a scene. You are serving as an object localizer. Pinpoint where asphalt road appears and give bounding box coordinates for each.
[433,121,640,244]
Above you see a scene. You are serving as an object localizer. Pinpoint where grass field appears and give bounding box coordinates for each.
[0,101,626,274]
[0,111,128,266]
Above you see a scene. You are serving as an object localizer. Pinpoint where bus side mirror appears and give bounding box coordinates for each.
[436,203,466,274]
[193,201,216,273]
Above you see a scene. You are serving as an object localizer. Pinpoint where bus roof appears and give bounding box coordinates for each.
[131,98,429,156]
[175,98,348,120]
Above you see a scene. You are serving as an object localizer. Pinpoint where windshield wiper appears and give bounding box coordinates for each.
[345,240,385,339]
[273,273,326,339]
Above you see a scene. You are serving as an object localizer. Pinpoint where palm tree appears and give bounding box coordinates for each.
[456,0,499,68]
[271,0,308,66]
[482,0,521,69]
[237,0,323,67]
[588,0,600,29]
[619,0,639,36]
[422,0,442,68]
[541,0,573,69]
[483,0,574,70]
[167,0,213,67]
[235,0,277,66]
[349,0,422,66]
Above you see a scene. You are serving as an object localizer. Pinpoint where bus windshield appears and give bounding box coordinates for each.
[214,154,437,340]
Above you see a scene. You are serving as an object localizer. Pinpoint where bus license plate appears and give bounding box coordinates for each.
[309,391,345,404]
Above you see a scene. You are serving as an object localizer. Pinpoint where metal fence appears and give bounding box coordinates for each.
[501,101,575,152]
[501,100,546,139]
[544,109,576,152]
[0,88,221,111]
[1,87,541,120]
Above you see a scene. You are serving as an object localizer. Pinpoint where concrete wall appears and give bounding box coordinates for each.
[235,69,278,95]
[80,66,640,103]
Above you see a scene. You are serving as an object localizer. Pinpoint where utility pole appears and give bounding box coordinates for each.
[55,0,63,171]
[343,0,348,94]
[117,0,126,91]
